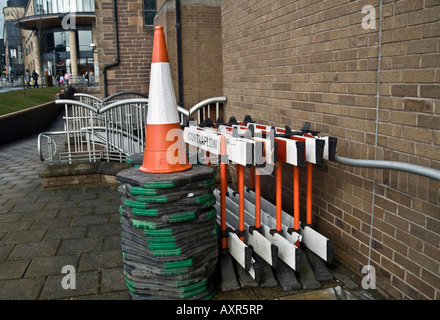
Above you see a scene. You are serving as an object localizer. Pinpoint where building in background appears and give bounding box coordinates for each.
[14,0,97,85]
[2,0,27,83]
[95,0,222,105]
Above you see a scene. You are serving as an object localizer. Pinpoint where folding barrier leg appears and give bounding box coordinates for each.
[255,168,261,230]
[219,136,241,291]
[295,164,320,289]
[307,162,313,225]
[275,163,282,233]
[237,164,245,242]
[220,136,228,251]
[292,165,301,248]
[303,161,333,281]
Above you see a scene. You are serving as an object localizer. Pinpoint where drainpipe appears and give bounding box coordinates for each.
[176,0,184,108]
[103,0,120,98]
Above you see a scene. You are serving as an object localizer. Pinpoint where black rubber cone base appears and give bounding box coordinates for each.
[117,165,215,189]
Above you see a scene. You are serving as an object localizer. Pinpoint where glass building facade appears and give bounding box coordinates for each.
[16,0,96,83]
[41,27,93,77]
[33,0,95,14]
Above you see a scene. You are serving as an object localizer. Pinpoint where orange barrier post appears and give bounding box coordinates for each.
[255,168,261,229]
[249,166,255,190]
[276,163,282,232]
[307,162,313,225]
[139,26,191,173]
[220,136,228,250]
[237,164,245,242]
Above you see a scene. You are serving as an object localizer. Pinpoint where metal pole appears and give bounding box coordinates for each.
[334,155,440,181]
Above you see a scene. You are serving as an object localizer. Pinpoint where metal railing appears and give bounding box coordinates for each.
[74,93,103,108]
[179,96,227,124]
[38,94,226,165]
[38,98,148,164]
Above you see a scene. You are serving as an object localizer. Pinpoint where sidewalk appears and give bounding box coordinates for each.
[0,114,380,300]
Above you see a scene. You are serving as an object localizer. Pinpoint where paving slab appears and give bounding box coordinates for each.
[39,271,100,300]
[0,278,46,300]
[7,241,60,260]
[24,255,80,278]
[0,260,30,280]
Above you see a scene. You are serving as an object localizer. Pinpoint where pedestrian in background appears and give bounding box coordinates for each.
[25,69,30,88]
[32,71,39,88]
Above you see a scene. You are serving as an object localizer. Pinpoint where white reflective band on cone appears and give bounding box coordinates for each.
[147,62,180,125]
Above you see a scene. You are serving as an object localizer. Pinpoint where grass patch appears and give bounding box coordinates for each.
[0,87,62,116]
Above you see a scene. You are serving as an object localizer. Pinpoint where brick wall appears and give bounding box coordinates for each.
[222,0,439,299]
[95,0,154,98]
[155,0,223,109]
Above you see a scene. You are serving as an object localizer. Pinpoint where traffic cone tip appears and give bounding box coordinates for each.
[152,25,169,63]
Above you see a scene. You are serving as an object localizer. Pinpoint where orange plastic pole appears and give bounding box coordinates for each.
[307,162,313,225]
[293,165,300,231]
[237,164,245,242]
[276,163,282,232]
[255,168,261,229]
[220,136,227,250]
[249,166,255,190]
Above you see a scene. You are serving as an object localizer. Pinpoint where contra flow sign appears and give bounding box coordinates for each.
[183,123,274,169]
[185,128,221,154]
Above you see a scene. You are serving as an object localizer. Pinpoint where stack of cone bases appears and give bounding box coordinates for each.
[117,165,218,300]
[116,26,217,300]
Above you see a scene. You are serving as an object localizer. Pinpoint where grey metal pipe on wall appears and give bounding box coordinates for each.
[334,155,440,181]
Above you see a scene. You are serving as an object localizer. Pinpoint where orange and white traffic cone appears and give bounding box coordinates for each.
[139,26,192,173]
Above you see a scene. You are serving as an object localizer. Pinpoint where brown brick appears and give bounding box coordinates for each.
[407,5,440,26]
[391,84,418,97]
[420,85,440,99]
[390,110,418,126]
[395,0,424,14]
[423,21,440,37]
[404,70,436,83]
[393,25,423,42]
[402,126,434,143]
[407,39,439,54]
[403,99,433,112]
[418,114,440,130]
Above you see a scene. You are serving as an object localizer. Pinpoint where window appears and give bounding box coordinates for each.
[78,30,92,52]
[34,0,95,14]
[144,0,156,26]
